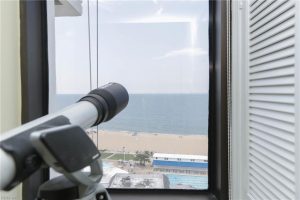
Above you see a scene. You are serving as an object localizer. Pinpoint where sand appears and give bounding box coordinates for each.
[88,130,208,156]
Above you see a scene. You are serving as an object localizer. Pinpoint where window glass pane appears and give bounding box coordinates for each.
[53,0,209,190]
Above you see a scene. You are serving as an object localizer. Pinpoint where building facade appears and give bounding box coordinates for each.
[152,153,208,175]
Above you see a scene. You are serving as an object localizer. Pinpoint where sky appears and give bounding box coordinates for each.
[55,0,209,94]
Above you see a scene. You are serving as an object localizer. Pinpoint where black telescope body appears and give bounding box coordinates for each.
[0,83,129,190]
[80,82,129,125]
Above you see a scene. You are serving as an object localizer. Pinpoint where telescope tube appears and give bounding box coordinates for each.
[0,83,128,190]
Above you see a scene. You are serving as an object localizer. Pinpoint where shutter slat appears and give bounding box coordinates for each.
[249,76,294,87]
[249,178,275,200]
[250,32,294,58]
[250,134,295,162]
[250,57,294,74]
[250,0,285,24]
[249,121,294,142]
[248,190,266,200]
[250,155,295,191]
[250,85,294,94]
[250,0,275,20]
[250,128,294,152]
[249,163,294,199]
[249,100,294,115]
[250,1,294,33]
[250,0,266,13]
[250,66,295,80]
[249,94,294,104]
[250,17,295,47]
[250,147,295,181]
[250,26,295,53]
[250,142,295,173]
[249,132,295,163]
[250,0,259,7]
[249,107,294,123]
[249,170,284,200]
[250,47,294,67]
[250,114,295,133]
[250,7,295,40]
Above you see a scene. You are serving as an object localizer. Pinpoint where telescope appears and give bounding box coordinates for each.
[0,82,129,200]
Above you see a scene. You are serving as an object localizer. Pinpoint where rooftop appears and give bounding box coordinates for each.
[109,173,170,189]
[153,153,208,161]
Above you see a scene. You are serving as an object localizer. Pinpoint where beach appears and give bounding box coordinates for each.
[89,130,208,155]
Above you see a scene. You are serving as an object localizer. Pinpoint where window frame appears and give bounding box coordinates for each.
[20,0,230,199]
[20,0,50,200]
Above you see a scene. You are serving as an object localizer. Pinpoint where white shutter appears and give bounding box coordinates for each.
[246,1,300,200]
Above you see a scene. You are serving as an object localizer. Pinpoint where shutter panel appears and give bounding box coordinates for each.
[247,1,299,199]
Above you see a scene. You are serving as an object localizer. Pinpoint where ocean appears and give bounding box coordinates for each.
[54,94,208,135]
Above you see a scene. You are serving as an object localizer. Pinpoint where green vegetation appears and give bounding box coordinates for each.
[109,153,135,161]
[100,152,114,159]
[99,150,154,162]
[134,151,153,166]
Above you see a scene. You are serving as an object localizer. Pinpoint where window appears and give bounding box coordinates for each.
[53,0,209,191]
[17,0,230,199]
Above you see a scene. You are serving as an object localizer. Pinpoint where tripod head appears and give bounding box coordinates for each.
[32,125,110,200]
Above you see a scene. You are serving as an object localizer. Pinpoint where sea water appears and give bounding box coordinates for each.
[54,93,209,135]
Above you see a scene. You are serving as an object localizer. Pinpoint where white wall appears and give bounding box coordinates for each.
[0,0,22,199]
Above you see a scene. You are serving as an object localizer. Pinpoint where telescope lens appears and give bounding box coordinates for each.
[80,83,129,125]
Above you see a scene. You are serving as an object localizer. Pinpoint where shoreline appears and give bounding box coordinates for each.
[101,129,208,136]
[88,130,208,155]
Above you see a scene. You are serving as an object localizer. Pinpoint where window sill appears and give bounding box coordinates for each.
[108,189,216,200]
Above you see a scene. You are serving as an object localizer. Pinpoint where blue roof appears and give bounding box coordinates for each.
[153,160,208,168]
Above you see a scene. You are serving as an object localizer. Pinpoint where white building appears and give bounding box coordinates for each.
[152,153,208,175]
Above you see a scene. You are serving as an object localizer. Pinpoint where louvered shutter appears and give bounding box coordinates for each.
[245,1,300,200]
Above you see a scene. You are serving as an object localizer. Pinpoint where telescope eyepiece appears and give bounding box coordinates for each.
[79,83,129,126]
